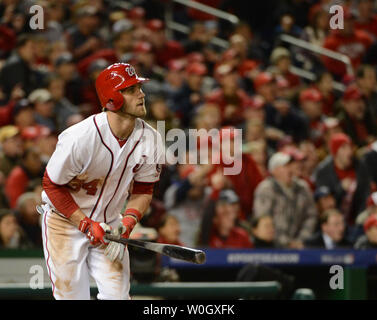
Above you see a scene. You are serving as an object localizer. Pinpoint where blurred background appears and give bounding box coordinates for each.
[1,0,377,300]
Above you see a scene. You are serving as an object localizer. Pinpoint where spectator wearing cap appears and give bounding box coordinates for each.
[313,133,371,224]
[250,214,277,248]
[322,7,373,78]
[199,189,253,248]
[76,18,135,79]
[66,5,104,60]
[356,65,377,124]
[5,147,43,209]
[304,209,352,249]
[0,34,38,101]
[268,47,301,97]
[54,52,84,106]
[314,186,337,216]
[182,21,213,54]
[206,64,250,126]
[127,7,146,28]
[253,152,317,248]
[171,62,207,128]
[28,89,56,131]
[299,88,326,147]
[0,125,23,176]
[354,214,377,249]
[260,81,309,144]
[337,85,377,147]
[146,19,185,68]
[47,75,79,131]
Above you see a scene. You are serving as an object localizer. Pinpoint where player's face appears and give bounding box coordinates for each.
[119,83,146,118]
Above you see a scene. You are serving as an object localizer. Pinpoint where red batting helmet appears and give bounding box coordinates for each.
[95,63,149,111]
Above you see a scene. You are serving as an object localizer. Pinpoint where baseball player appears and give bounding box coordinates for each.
[40,63,164,300]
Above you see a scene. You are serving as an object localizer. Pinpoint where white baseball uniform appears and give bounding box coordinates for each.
[41,112,164,299]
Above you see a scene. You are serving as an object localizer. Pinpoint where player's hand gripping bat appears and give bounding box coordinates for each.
[104,234,206,265]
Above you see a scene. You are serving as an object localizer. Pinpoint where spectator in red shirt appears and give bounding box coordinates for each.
[5,147,43,209]
[313,133,371,224]
[337,85,377,147]
[200,189,253,248]
[146,19,185,68]
[206,64,250,126]
[354,0,377,40]
[323,8,373,78]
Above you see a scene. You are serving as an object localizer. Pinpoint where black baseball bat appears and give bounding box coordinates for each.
[105,234,206,264]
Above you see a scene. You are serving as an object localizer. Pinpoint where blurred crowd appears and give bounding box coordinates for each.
[1,0,377,253]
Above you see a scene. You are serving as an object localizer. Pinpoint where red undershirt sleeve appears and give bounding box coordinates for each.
[132,181,155,195]
[42,170,80,218]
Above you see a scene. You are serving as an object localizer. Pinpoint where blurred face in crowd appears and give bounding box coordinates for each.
[0,214,18,244]
[272,162,294,186]
[366,226,377,244]
[221,72,239,96]
[334,143,353,169]
[317,73,333,94]
[18,40,36,64]
[314,10,329,30]
[158,216,181,244]
[77,14,99,34]
[114,31,134,52]
[2,135,23,158]
[257,82,276,103]
[253,216,275,243]
[23,149,42,175]
[343,98,365,120]
[150,99,169,120]
[317,194,336,213]
[342,18,355,36]
[357,67,377,93]
[322,212,345,242]
[196,104,221,130]
[166,69,184,89]
[246,119,265,141]
[57,62,76,81]
[276,57,291,73]
[48,78,65,101]
[214,201,237,237]
[301,100,322,120]
[187,73,204,92]
[358,0,374,20]
[14,110,34,130]
[299,141,318,174]
[34,100,54,118]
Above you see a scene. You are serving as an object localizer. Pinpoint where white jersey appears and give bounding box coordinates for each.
[42,112,164,223]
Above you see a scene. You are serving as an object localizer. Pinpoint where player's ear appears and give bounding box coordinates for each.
[106,100,115,109]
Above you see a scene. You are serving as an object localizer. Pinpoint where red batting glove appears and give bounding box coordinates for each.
[79,217,110,245]
[119,208,143,239]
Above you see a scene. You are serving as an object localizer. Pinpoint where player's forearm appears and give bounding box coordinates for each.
[69,209,88,228]
[124,193,153,217]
